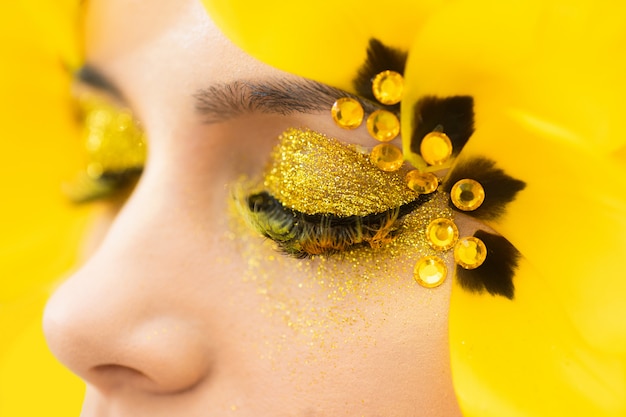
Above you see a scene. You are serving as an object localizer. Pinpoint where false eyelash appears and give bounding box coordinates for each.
[238,190,434,258]
[443,157,526,221]
[455,229,521,300]
[410,95,475,157]
[64,168,143,204]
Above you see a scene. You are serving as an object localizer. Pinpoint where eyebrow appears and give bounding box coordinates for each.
[193,79,381,124]
[76,64,381,124]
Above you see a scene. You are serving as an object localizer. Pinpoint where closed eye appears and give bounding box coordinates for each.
[239,190,435,258]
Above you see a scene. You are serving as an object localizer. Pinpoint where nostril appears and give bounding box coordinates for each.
[43,272,214,397]
[88,364,208,395]
[89,364,151,393]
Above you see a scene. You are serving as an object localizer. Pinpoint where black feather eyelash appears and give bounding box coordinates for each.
[455,229,521,299]
[353,38,408,112]
[410,95,475,158]
[443,157,526,221]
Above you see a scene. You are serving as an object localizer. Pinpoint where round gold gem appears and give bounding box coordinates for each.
[405,170,438,194]
[372,70,404,105]
[451,179,485,211]
[426,218,459,251]
[366,109,400,142]
[454,236,487,269]
[420,131,453,165]
[414,256,447,288]
[370,143,403,172]
[331,97,364,129]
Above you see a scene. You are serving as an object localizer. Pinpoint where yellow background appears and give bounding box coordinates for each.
[0,2,88,415]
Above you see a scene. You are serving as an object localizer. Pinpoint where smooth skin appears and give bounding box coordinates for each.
[43,0,463,416]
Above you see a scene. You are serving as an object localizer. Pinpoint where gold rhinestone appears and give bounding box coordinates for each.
[426,218,459,251]
[331,97,364,129]
[414,256,447,288]
[451,179,485,211]
[370,143,403,172]
[366,110,400,142]
[405,170,438,194]
[420,131,453,165]
[372,70,404,105]
[454,236,487,269]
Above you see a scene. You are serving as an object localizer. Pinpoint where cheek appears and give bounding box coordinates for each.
[53,117,457,414]
[144,148,454,411]
[217,191,455,411]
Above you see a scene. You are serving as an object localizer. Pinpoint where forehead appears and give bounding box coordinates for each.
[82,0,284,123]
[84,0,215,71]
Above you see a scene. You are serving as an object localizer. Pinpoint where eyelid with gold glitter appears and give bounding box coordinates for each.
[64,92,147,203]
[263,127,419,217]
[233,127,437,257]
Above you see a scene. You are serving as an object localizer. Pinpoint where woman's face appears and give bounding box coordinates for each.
[44,0,463,415]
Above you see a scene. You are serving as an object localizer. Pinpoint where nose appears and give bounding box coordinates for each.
[43,187,214,395]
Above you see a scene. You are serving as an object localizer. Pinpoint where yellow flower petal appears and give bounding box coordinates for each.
[202,1,626,415]
[0,1,88,416]
[201,0,440,93]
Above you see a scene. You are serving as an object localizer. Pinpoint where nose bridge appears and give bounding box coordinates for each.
[43,175,215,395]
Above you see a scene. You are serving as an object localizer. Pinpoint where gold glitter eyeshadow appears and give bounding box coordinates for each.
[264,128,418,217]
[81,96,147,176]
[64,94,147,203]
